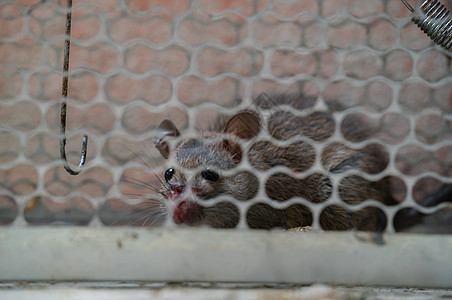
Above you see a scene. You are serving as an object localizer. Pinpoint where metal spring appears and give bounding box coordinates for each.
[401,0,452,50]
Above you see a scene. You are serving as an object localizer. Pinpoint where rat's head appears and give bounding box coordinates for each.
[153,111,261,228]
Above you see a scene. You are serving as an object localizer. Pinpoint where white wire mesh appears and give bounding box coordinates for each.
[0,0,451,233]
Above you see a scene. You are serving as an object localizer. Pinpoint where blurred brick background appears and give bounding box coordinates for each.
[0,0,451,229]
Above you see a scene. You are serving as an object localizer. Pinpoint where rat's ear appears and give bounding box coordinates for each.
[222,111,261,164]
[154,119,181,159]
[224,111,261,140]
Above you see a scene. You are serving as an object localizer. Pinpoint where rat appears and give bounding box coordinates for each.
[152,105,451,231]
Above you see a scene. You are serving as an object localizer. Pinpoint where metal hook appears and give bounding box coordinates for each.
[60,0,88,175]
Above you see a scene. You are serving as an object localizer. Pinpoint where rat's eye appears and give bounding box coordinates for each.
[165,168,175,182]
[201,169,219,182]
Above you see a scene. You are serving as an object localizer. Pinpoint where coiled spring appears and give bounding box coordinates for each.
[401,0,452,50]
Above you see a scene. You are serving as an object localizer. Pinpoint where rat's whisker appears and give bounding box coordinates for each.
[132,208,165,226]
[112,204,165,226]
[121,176,161,193]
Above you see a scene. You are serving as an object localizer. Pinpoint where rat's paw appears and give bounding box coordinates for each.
[287,226,312,232]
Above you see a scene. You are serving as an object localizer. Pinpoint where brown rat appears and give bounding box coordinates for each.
[153,107,398,231]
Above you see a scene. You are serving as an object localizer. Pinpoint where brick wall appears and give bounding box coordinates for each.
[0,0,451,228]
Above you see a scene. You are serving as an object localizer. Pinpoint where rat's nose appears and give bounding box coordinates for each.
[173,199,203,225]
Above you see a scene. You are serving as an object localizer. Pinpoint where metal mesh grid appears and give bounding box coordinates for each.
[0,0,451,233]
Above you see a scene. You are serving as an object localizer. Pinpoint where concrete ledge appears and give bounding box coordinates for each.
[0,227,451,288]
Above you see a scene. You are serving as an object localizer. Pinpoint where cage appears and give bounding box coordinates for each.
[0,0,451,297]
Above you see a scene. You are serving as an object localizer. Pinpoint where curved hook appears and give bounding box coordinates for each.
[60,0,88,175]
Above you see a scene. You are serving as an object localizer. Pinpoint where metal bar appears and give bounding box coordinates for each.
[0,228,451,287]
[401,0,415,12]
[59,0,88,175]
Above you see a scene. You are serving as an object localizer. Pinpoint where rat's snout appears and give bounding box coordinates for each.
[173,199,203,225]
[166,184,202,202]
[166,186,185,201]
[191,186,202,198]
[164,175,205,225]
